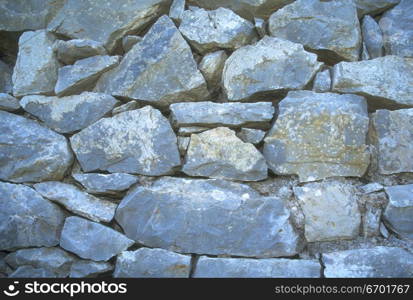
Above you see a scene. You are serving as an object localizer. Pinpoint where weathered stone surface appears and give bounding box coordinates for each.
[263,91,370,182]
[194,257,320,278]
[169,0,185,23]
[179,7,256,54]
[55,55,120,96]
[0,93,20,112]
[0,60,12,93]
[5,247,75,277]
[359,183,384,194]
[115,177,300,257]
[379,0,413,58]
[70,106,181,175]
[183,127,268,181]
[361,15,384,59]
[94,16,209,106]
[10,266,56,278]
[48,0,171,52]
[0,0,65,31]
[237,128,266,145]
[20,92,118,133]
[54,39,107,65]
[323,246,413,277]
[114,248,191,278]
[0,111,73,183]
[0,182,66,251]
[170,101,274,128]
[223,36,322,101]
[199,51,227,92]
[34,182,117,223]
[332,56,413,109]
[363,201,382,238]
[268,0,361,63]
[177,137,190,156]
[70,260,113,278]
[112,101,139,115]
[312,70,331,93]
[60,216,134,261]
[294,180,361,242]
[384,184,413,240]
[355,0,400,17]
[73,173,139,195]
[121,36,142,53]
[12,30,60,97]
[370,109,413,175]
[178,126,209,136]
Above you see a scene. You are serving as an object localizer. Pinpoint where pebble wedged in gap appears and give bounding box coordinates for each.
[53,39,107,65]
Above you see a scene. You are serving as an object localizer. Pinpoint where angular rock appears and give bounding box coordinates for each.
[170,101,274,128]
[12,30,60,97]
[121,36,142,53]
[332,56,413,109]
[112,101,139,115]
[361,15,384,59]
[223,36,322,101]
[363,201,382,238]
[10,266,56,278]
[199,51,227,92]
[312,70,331,93]
[268,0,361,63]
[179,7,256,54]
[114,248,191,278]
[0,60,12,93]
[94,16,209,106]
[183,127,268,181]
[115,177,300,257]
[0,111,73,183]
[169,0,185,23]
[0,182,66,251]
[194,257,320,278]
[70,260,113,278]
[322,246,413,277]
[55,55,120,96]
[177,137,190,156]
[361,42,370,60]
[379,0,413,58]
[20,92,118,133]
[254,18,266,38]
[355,0,400,17]
[70,106,181,175]
[178,126,209,136]
[48,0,171,52]
[60,216,134,261]
[294,180,361,242]
[237,128,266,145]
[5,247,75,277]
[359,183,384,194]
[34,182,117,223]
[369,109,413,175]
[384,184,413,240]
[54,39,107,65]
[0,93,20,112]
[73,173,139,195]
[263,91,370,182]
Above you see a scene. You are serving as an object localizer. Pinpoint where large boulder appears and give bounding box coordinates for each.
[47,0,171,52]
[222,36,322,101]
[0,111,73,183]
[70,106,181,175]
[115,177,300,258]
[263,91,370,182]
[94,16,209,107]
[0,182,66,251]
[268,0,361,63]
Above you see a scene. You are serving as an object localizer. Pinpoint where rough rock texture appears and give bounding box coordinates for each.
[70,260,113,278]
[177,137,190,156]
[47,0,171,52]
[54,39,107,65]
[379,0,413,58]
[114,248,191,278]
[355,0,400,17]
[34,182,117,223]
[179,7,256,54]
[60,216,134,261]
[384,184,413,240]
[0,182,66,251]
[178,126,209,136]
[331,56,413,109]
[322,247,413,277]
[55,55,120,96]
[268,0,361,63]
[70,106,181,175]
[312,70,331,93]
[9,266,56,278]
[194,257,320,278]
[0,93,20,112]
[183,127,268,181]
[73,173,139,195]
[254,18,266,38]
[94,16,209,107]
[223,36,322,101]
[0,60,12,93]
[112,101,139,116]
[20,92,118,133]
[199,51,228,93]
[237,128,266,145]
[0,111,73,183]
[293,180,361,242]
[169,0,185,23]
[115,177,300,257]
[121,36,142,53]
[361,15,384,59]
[170,102,274,128]
[12,30,60,97]
[263,91,370,182]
